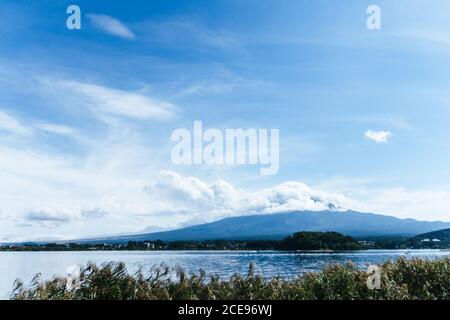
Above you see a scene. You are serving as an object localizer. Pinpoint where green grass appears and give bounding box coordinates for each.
[11,257,450,300]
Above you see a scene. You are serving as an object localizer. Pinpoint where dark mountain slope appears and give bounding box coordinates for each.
[77,210,450,243]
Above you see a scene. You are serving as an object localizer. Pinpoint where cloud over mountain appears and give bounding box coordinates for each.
[144,171,358,223]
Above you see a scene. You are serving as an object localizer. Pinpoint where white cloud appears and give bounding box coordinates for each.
[0,139,163,239]
[0,74,179,240]
[87,14,135,39]
[364,130,393,143]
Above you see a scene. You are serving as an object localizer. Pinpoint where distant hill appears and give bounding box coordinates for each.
[279,231,361,251]
[398,228,450,249]
[413,228,450,241]
[76,210,450,244]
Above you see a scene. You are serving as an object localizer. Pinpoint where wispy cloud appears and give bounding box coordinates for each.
[315,176,450,222]
[336,114,410,130]
[364,130,393,143]
[0,109,79,140]
[52,80,178,121]
[361,187,450,222]
[87,14,135,40]
[0,110,31,135]
[139,19,241,49]
[81,208,109,219]
[393,29,450,48]
[36,123,75,136]
[2,65,178,122]
[25,210,72,223]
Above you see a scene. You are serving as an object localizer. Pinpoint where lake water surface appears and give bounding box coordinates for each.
[1,249,450,299]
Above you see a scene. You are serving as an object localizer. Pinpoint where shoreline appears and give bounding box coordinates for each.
[1,248,449,253]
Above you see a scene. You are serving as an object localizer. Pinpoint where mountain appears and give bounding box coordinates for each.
[77,210,450,243]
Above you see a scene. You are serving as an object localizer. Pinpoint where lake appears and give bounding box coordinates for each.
[1,249,450,299]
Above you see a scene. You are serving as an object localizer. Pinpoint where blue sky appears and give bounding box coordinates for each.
[1,0,450,241]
